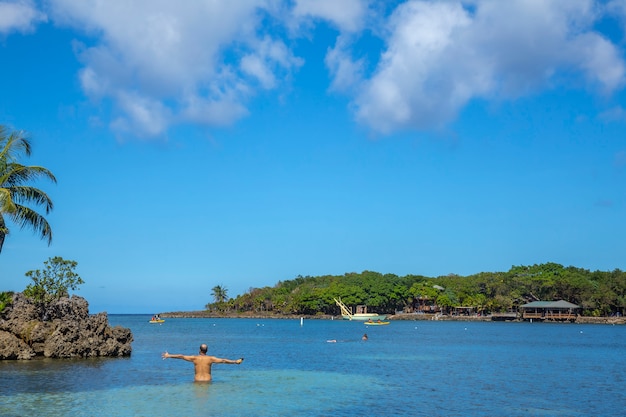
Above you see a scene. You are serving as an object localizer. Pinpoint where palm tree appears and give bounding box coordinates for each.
[0,126,56,253]
[211,285,229,304]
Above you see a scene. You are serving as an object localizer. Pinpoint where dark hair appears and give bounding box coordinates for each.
[199,344,208,353]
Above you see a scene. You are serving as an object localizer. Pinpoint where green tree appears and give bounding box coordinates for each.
[23,257,84,314]
[435,293,455,314]
[408,281,440,312]
[206,285,229,312]
[211,285,228,304]
[0,127,56,253]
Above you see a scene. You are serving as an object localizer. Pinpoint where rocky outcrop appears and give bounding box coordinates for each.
[0,292,132,360]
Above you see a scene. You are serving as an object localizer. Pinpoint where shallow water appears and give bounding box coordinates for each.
[1,316,625,416]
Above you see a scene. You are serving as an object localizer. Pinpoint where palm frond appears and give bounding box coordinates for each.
[6,186,54,213]
[9,204,53,244]
[2,163,57,186]
[0,130,32,162]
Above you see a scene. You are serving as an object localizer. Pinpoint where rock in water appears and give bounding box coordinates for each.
[0,292,133,360]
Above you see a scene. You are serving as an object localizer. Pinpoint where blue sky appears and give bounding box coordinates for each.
[1,0,626,314]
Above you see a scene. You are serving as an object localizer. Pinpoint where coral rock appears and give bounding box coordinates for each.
[0,293,132,360]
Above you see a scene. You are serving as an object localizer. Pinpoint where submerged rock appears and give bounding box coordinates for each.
[0,292,132,360]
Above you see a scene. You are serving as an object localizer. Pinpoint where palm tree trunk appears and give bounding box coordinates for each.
[0,216,5,253]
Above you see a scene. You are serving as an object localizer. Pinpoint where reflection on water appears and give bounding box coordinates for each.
[1,316,625,416]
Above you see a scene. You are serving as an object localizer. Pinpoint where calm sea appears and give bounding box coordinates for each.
[1,315,624,416]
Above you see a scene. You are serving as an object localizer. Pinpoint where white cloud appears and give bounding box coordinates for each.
[46,0,301,137]
[0,0,46,34]
[573,32,625,93]
[241,36,304,89]
[292,0,368,32]
[325,34,365,93]
[354,1,475,133]
[11,0,626,138]
[111,91,172,138]
[606,0,626,26]
[351,0,626,134]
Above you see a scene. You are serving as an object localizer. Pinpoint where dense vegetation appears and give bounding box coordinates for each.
[206,263,626,317]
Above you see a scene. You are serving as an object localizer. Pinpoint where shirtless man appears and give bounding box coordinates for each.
[162,343,244,382]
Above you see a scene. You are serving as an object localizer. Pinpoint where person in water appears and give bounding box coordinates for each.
[362,333,368,341]
[162,343,244,382]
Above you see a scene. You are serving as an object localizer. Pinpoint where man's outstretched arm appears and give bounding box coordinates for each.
[213,357,244,364]
[162,352,194,361]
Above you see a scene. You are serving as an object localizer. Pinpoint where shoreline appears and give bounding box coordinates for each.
[158,311,626,325]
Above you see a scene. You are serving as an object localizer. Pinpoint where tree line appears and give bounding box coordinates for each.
[207,263,626,317]
[2,125,625,319]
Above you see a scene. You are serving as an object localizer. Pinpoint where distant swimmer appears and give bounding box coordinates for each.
[162,343,243,382]
[362,333,368,341]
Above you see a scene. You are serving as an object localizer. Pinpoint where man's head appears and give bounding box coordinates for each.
[199,344,208,354]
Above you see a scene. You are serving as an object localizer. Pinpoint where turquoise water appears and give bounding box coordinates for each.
[1,316,625,416]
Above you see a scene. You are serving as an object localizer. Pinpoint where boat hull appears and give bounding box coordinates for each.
[149,320,165,323]
[342,314,387,321]
[364,321,390,326]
